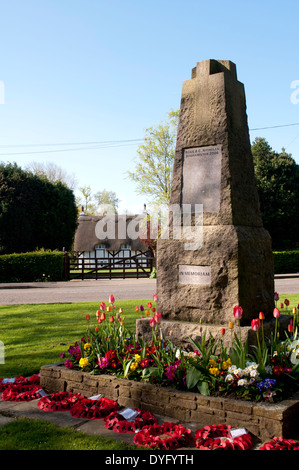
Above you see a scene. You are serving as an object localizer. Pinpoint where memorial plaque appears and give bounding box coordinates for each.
[178,264,211,285]
[181,145,222,213]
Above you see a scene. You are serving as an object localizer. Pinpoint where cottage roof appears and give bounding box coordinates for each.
[74,214,148,252]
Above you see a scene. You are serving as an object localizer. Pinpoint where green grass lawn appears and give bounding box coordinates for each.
[0,299,149,378]
[0,418,138,450]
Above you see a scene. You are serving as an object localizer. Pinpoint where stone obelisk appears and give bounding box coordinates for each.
[155,59,275,329]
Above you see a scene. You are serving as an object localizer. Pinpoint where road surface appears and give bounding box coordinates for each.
[0,276,298,305]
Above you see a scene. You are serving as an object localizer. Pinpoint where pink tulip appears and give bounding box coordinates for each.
[251,318,260,331]
[233,306,243,319]
[109,295,115,304]
[273,308,280,318]
[153,293,157,302]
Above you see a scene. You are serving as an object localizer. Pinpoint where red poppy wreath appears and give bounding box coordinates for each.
[0,374,40,392]
[1,384,43,402]
[133,422,193,450]
[70,397,119,420]
[37,391,84,412]
[104,409,158,433]
[259,437,299,450]
[195,424,253,450]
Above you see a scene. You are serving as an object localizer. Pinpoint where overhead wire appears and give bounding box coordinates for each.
[1,122,299,156]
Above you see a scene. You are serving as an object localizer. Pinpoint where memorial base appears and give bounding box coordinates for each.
[136,316,291,352]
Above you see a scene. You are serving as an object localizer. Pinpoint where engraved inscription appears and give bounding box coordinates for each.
[181,145,222,213]
[178,265,211,285]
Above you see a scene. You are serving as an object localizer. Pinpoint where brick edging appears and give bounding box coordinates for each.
[40,362,299,442]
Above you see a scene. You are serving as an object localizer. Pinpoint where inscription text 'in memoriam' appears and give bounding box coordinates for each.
[181,145,222,213]
[178,265,211,285]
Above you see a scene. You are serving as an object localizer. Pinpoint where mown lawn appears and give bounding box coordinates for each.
[0,299,149,378]
[0,418,138,451]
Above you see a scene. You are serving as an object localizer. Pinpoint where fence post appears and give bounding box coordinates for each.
[63,252,70,281]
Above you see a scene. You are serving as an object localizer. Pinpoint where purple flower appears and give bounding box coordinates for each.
[64,359,74,369]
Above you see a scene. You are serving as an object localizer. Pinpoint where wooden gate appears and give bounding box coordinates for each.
[64,250,154,280]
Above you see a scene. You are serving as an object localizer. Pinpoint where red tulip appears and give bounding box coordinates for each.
[233,306,243,319]
[85,314,90,321]
[100,302,106,311]
[220,328,225,335]
[152,307,156,313]
[154,312,162,323]
[273,308,280,318]
[284,299,290,306]
[109,295,115,304]
[288,323,294,333]
[150,317,157,327]
[100,312,106,321]
[109,315,115,323]
[251,318,260,331]
[96,310,100,317]
[148,302,152,309]
[135,306,139,312]
[259,312,265,320]
[274,292,279,301]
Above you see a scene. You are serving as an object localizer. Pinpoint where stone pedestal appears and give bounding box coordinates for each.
[154,60,274,335]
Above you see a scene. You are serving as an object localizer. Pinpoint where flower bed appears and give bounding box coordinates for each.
[40,292,299,442]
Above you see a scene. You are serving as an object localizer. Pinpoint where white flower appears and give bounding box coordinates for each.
[237,379,248,387]
[250,369,259,379]
[228,365,237,374]
[235,368,244,377]
[225,374,234,383]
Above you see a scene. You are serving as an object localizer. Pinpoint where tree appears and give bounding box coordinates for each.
[0,162,78,254]
[127,109,179,207]
[94,189,120,214]
[26,161,77,190]
[252,137,299,249]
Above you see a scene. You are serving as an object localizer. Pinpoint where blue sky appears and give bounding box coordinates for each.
[0,0,298,213]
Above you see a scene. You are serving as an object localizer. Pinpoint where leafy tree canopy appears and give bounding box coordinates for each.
[0,162,78,254]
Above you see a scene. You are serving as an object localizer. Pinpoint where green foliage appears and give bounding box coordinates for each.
[127,109,179,206]
[252,137,299,249]
[273,249,299,274]
[0,162,78,254]
[0,250,64,282]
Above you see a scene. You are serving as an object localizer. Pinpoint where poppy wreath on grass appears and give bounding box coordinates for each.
[1,384,44,402]
[104,409,158,433]
[195,424,253,450]
[37,392,84,412]
[133,422,193,450]
[259,437,299,450]
[70,397,119,420]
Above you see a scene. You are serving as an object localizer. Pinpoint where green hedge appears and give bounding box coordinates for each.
[0,250,65,282]
[273,250,299,274]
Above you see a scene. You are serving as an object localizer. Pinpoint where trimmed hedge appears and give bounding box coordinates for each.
[273,250,299,274]
[0,250,65,282]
